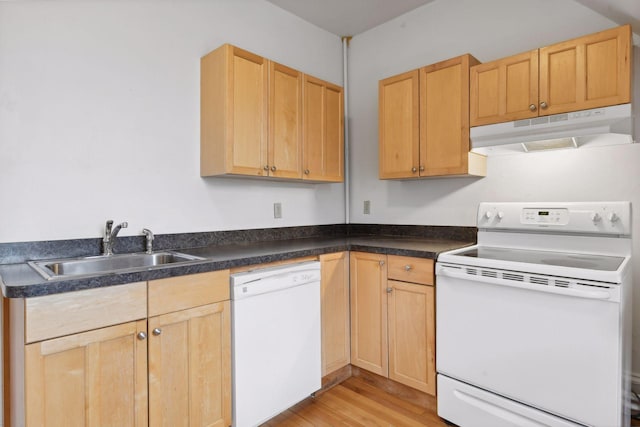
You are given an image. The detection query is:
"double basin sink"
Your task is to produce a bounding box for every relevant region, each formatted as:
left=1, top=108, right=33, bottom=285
left=29, top=251, right=205, bottom=280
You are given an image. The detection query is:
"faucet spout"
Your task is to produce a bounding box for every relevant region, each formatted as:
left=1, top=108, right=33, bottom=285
left=103, top=220, right=128, bottom=255
left=142, top=228, right=154, bottom=254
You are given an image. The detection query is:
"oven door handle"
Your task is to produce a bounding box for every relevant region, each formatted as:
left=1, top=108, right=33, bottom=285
left=438, top=267, right=613, bottom=301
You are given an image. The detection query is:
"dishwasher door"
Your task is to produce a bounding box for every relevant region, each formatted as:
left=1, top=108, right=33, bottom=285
left=231, top=261, right=321, bottom=427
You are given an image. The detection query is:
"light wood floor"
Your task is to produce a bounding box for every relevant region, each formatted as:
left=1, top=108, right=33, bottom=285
left=261, top=374, right=448, bottom=427
left=262, top=368, right=640, bottom=427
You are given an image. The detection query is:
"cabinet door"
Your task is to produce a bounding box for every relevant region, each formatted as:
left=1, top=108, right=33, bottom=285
left=350, top=252, right=388, bottom=376
left=320, top=252, right=350, bottom=375
left=539, top=25, right=631, bottom=115
left=387, top=280, right=436, bottom=395
left=200, top=44, right=268, bottom=177
left=303, top=75, right=344, bottom=182
left=269, top=61, right=303, bottom=179
left=379, top=70, right=420, bottom=179
left=148, top=301, right=231, bottom=427
left=420, top=54, right=478, bottom=176
left=470, top=50, right=539, bottom=126
left=25, top=320, right=148, bottom=427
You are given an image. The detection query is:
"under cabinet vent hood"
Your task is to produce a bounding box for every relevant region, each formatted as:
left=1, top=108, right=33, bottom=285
left=470, top=103, right=633, bottom=156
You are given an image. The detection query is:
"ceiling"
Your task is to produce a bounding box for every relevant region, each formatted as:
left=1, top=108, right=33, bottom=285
left=266, top=0, right=435, bottom=37
left=266, top=0, right=640, bottom=41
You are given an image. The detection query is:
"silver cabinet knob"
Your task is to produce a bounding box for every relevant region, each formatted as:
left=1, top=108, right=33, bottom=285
left=152, top=328, right=162, bottom=336
left=540, top=101, right=548, bottom=109
left=137, top=332, right=147, bottom=341
left=379, top=260, right=385, bottom=266
left=404, top=265, right=412, bottom=271
left=419, top=165, right=425, bottom=172
left=386, top=287, right=393, bottom=293
left=271, top=165, right=277, bottom=172
left=304, top=169, right=310, bottom=175
left=529, top=104, right=537, bottom=112
left=411, top=167, right=417, bottom=173
left=263, top=165, right=269, bottom=171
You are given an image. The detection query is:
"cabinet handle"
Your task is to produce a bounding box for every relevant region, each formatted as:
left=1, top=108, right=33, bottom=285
left=263, top=165, right=269, bottom=171
left=152, top=328, right=162, bottom=336
left=404, top=265, right=412, bottom=271
left=137, top=332, right=147, bottom=341
left=540, top=101, right=548, bottom=109
left=419, top=165, right=425, bottom=172
left=411, top=167, right=417, bottom=173
left=386, top=287, right=393, bottom=293
left=304, top=169, right=310, bottom=175
left=271, top=165, right=277, bottom=172
left=529, top=104, right=537, bottom=112
left=379, top=260, right=385, bottom=266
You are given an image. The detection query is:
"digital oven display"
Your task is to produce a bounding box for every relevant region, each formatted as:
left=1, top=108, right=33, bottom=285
left=538, top=211, right=549, bottom=216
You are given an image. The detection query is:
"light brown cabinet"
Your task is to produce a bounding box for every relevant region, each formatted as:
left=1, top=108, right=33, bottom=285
left=349, top=252, right=436, bottom=395
left=147, top=271, right=231, bottom=427
left=379, top=54, right=485, bottom=179
left=201, top=44, right=344, bottom=182
left=6, top=272, right=231, bottom=427
left=25, top=320, right=148, bottom=427
left=303, top=75, right=344, bottom=182
left=320, top=252, right=350, bottom=375
left=470, top=25, right=631, bottom=126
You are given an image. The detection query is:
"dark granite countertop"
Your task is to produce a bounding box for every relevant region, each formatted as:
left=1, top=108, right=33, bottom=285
left=0, top=234, right=474, bottom=298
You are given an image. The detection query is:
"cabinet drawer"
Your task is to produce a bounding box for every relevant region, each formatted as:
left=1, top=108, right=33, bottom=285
left=387, top=256, right=434, bottom=285
left=25, top=282, right=147, bottom=343
left=148, top=270, right=230, bottom=317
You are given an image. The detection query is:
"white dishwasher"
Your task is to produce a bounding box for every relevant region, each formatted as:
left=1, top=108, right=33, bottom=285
left=230, top=261, right=321, bottom=427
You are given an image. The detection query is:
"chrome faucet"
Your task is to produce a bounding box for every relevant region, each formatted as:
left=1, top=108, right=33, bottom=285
left=103, top=220, right=128, bottom=255
left=142, top=228, right=154, bottom=254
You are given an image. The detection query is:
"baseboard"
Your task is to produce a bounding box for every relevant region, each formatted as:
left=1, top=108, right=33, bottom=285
left=351, top=365, right=437, bottom=410
left=319, top=364, right=352, bottom=395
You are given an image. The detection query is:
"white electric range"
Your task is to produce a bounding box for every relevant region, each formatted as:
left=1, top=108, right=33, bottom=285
left=436, top=202, right=632, bottom=427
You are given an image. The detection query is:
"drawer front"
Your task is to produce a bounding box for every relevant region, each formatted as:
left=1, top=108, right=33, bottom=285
left=148, top=270, right=230, bottom=317
left=25, top=282, right=147, bottom=343
left=387, top=255, right=434, bottom=285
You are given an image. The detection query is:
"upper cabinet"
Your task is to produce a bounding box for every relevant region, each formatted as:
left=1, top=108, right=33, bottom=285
left=379, top=54, right=486, bottom=179
left=268, top=61, right=303, bottom=179
left=303, top=75, right=344, bottom=182
left=201, top=44, right=344, bottom=182
left=470, top=25, right=632, bottom=126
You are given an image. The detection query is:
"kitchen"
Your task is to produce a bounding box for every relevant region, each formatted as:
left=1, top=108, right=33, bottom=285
left=1, top=0, right=639, bottom=426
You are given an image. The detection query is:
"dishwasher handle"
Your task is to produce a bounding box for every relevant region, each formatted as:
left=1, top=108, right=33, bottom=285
left=437, top=266, right=616, bottom=302
left=231, top=263, right=321, bottom=300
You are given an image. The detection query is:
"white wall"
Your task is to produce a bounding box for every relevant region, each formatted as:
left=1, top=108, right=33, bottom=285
left=348, top=0, right=640, bottom=385
left=0, top=0, right=345, bottom=243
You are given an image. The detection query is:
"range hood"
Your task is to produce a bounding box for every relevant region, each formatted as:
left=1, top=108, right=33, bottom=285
left=470, top=103, right=634, bottom=156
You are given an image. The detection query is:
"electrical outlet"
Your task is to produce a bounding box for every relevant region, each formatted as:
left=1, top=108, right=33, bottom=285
left=363, top=200, right=371, bottom=215
left=274, top=202, right=282, bottom=219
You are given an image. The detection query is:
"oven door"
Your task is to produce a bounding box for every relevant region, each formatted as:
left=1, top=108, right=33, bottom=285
left=436, top=263, right=623, bottom=427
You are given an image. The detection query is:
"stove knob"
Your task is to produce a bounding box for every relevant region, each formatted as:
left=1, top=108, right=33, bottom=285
left=497, top=211, right=504, bottom=220
left=608, top=212, right=619, bottom=223
left=484, top=211, right=493, bottom=219
left=591, top=213, right=601, bottom=223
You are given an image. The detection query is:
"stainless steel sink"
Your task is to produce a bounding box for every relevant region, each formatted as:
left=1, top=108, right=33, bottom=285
left=28, top=251, right=205, bottom=280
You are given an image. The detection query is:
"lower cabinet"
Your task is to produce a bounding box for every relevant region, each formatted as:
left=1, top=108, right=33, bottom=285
left=25, top=320, right=149, bottom=427
left=6, top=271, right=231, bottom=427
left=319, top=252, right=350, bottom=375
left=350, top=251, right=436, bottom=395
left=148, top=301, right=231, bottom=427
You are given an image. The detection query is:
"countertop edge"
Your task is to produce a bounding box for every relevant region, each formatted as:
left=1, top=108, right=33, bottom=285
left=1, top=238, right=474, bottom=298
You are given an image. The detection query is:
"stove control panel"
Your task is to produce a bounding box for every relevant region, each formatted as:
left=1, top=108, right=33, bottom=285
left=522, top=208, right=569, bottom=225
left=477, top=202, right=631, bottom=235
